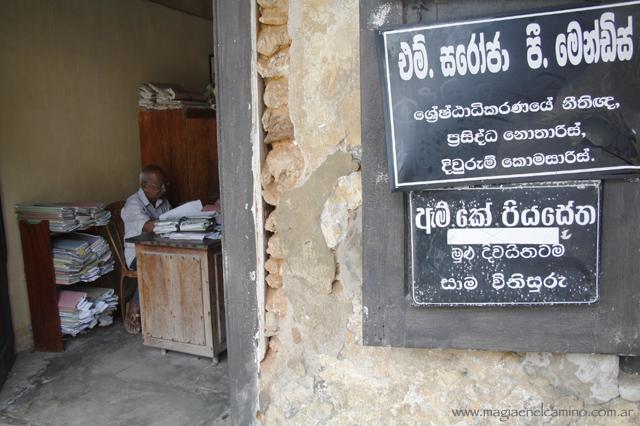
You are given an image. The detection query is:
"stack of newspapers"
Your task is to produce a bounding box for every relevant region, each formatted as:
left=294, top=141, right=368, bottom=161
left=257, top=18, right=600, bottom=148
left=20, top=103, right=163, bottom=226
left=52, top=233, right=114, bottom=285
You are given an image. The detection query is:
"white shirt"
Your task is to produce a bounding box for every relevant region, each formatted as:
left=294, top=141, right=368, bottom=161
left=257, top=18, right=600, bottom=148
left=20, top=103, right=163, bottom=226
left=121, top=188, right=171, bottom=267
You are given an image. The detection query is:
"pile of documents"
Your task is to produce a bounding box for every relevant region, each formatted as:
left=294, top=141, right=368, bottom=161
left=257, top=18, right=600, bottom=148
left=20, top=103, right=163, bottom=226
left=153, top=200, right=222, bottom=240
left=74, top=203, right=112, bottom=229
left=138, top=83, right=214, bottom=110
left=15, top=203, right=111, bottom=232
left=58, top=287, right=118, bottom=336
left=52, top=233, right=114, bottom=285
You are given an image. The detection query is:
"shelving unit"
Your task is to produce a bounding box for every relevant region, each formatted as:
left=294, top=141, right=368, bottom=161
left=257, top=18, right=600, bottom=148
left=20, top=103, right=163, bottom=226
left=18, top=220, right=114, bottom=352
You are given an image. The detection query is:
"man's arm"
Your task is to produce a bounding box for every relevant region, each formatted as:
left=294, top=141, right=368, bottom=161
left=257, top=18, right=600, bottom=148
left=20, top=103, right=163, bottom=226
left=122, top=199, right=155, bottom=238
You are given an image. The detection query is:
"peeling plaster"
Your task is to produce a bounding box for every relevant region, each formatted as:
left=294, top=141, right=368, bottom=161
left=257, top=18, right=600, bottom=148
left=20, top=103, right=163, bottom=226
left=368, top=3, right=392, bottom=29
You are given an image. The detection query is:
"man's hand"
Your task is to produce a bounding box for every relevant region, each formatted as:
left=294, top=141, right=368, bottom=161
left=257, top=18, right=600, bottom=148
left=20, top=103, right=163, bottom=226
left=142, top=219, right=157, bottom=233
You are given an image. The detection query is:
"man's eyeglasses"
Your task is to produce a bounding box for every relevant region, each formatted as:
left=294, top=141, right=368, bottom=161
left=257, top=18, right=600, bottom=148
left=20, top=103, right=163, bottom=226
left=144, top=182, right=169, bottom=191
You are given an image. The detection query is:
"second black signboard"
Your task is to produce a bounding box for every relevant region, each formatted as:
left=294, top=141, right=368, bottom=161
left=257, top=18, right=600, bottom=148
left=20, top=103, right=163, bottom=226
left=409, top=181, right=601, bottom=306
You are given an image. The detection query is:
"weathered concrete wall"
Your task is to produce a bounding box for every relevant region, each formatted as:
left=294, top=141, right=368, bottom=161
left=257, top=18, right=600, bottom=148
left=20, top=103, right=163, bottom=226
left=257, top=1, right=640, bottom=424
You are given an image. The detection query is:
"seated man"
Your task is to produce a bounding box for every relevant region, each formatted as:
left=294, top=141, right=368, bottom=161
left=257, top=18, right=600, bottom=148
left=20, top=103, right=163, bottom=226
left=121, top=164, right=171, bottom=333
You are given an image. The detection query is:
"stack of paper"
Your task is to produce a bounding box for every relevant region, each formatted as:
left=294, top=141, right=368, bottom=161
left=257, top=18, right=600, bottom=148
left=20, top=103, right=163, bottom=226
left=52, top=233, right=114, bottom=285
left=67, top=233, right=115, bottom=276
left=154, top=219, right=181, bottom=234
left=154, top=217, right=217, bottom=234
left=15, top=204, right=79, bottom=232
left=138, top=83, right=214, bottom=110
left=58, top=287, right=118, bottom=336
left=74, top=203, right=112, bottom=229
left=15, top=203, right=111, bottom=232
left=74, top=286, right=119, bottom=327
left=153, top=200, right=222, bottom=240
left=58, top=290, right=93, bottom=336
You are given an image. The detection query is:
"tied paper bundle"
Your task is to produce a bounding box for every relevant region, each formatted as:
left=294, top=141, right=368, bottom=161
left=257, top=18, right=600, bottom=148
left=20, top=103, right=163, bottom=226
left=52, top=233, right=115, bottom=285
left=138, top=83, right=214, bottom=110
left=153, top=200, right=222, bottom=241
left=58, top=287, right=118, bottom=336
left=15, top=202, right=111, bottom=232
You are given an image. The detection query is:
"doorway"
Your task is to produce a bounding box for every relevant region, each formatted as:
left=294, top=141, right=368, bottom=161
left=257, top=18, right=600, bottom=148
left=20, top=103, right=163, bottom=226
left=0, top=0, right=232, bottom=423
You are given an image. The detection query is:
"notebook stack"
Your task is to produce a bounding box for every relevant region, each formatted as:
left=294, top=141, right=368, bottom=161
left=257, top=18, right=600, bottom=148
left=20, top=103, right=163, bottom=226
left=52, top=233, right=114, bottom=285
left=58, top=287, right=118, bottom=336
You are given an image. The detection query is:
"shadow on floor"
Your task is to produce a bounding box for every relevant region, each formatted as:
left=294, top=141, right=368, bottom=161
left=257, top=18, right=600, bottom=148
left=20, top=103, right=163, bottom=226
left=0, top=323, right=229, bottom=426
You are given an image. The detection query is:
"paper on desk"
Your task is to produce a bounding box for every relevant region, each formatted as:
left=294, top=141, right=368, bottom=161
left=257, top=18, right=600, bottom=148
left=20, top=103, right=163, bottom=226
left=159, top=200, right=202, bottom=220
left=159, top=200, right=218, bottom=220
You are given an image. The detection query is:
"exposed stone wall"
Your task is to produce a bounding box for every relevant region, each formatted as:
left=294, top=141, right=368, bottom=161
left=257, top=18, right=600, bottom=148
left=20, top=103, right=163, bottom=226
left=257, top=0, right=296, bottom=338
left=257, top=1, right=640, bottom=424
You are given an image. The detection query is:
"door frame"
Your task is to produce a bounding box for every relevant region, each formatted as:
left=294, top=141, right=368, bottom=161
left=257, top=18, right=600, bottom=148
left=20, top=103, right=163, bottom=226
left=0, top=196, right=16, bottom=391
left=213, top=1, right=261, bottom=424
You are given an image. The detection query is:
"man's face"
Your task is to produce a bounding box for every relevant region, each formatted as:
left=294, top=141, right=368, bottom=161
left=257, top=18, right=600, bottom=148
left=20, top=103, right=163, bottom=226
left=141, top=171, right=167, bottom=202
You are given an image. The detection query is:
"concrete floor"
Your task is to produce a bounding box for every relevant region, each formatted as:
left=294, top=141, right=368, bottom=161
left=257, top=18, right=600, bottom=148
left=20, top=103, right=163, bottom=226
left=0, top=324, right=230, bottom=426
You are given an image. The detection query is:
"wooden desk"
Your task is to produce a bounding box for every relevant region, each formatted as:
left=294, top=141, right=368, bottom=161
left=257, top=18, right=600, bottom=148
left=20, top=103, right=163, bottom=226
left=128, top=235, right=226, bottom=362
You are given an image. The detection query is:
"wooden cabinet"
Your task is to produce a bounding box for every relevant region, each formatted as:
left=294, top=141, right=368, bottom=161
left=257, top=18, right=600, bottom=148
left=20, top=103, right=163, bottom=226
left=138, top=108, right=219, bottom=207
left=135, top=237, right=226, bottom=361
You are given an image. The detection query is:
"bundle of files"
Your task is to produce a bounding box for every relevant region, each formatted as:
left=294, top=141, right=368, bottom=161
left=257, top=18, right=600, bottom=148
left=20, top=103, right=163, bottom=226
left=52, top=233, right=114, bottom=285
left=15, top=202, right=111, bottom=232
left=138, top=83, right=214, bottom=110
left=152, top=200, right=223, bottom=240
left=153, top=214, right=222, bottom=240
left=58, top=287, right=118, bottom=336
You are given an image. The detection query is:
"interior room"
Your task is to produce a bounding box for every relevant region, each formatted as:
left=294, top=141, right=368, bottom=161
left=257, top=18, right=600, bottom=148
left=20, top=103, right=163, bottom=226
left=0, top=1, right=230, bottom=424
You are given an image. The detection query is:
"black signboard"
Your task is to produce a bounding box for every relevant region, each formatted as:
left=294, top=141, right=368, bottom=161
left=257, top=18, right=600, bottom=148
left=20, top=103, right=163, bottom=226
left=409, top=181, right=601, bottom=306
left=379, top=2, right=640, bottom=191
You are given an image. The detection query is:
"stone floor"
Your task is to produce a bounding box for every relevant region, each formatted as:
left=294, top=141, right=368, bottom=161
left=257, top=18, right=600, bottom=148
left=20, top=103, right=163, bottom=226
left=0, top=324, right=230, bottom=426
